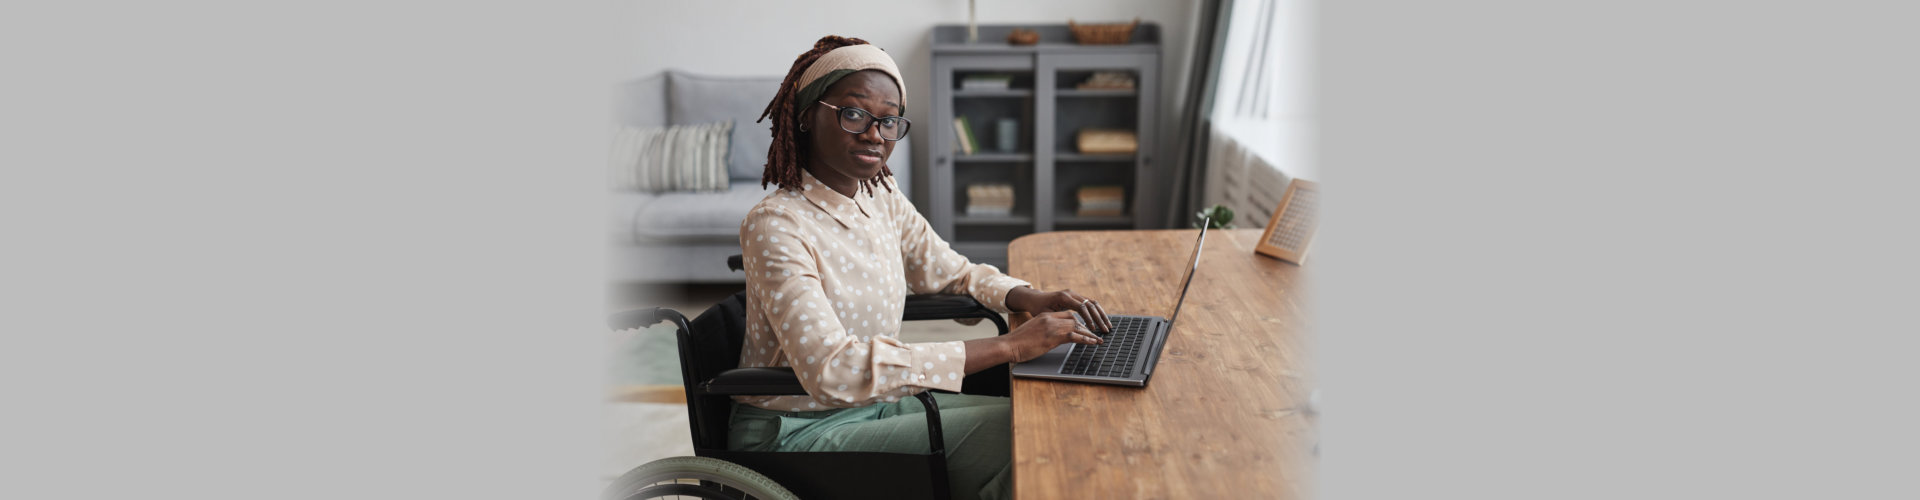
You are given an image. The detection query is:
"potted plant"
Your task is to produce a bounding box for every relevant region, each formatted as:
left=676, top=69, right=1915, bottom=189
left=1194, top=204, right=1235, bottom=229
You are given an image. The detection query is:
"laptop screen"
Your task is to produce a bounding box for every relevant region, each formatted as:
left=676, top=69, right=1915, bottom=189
left=1166, top=222, right=1209, bottom=328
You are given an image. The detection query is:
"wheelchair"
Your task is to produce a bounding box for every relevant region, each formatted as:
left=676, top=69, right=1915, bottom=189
left=604, top=255, right=1012, bottom=500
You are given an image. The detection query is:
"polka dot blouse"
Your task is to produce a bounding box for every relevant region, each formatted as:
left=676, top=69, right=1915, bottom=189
left=734, top=169, right=1030, bottom=412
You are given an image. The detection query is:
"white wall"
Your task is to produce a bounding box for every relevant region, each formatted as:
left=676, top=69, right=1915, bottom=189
left=614, top=0, right=1200, bottom=212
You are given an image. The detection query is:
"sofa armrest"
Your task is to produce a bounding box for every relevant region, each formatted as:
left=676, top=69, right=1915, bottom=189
left=607, top=307, right=691, bottom=333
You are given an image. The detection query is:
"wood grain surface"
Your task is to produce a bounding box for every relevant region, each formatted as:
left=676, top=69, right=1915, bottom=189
left=1007, top=229, right=1315, bottom=499
left=607, top=385, right=686, bottom=404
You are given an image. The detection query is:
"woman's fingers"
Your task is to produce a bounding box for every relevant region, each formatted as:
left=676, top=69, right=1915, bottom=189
left=1068, top=323, right=1103, bottom=344
left=1061, top=308, right=1103, bottom=339
left=1060, top=290, right=1113, bottom=333
left=1033, top=310, right=1104, bottom=346
left=1085, top=299, right=1112, bottom=333
left=1074, top=299, right=1101, bottom=333
left=1053, top=314, right=1102, bottom=344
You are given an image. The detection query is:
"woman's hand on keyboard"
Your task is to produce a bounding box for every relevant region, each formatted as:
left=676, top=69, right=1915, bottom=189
left=1003, top=311, right=1104, bottom=361
left=1005, top=286, right=1114, bottom=334
left=963, top=311, right=1102, bottom=373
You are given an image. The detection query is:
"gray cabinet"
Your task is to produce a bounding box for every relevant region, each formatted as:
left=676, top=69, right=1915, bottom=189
left=926, top=24, right=1160, bottom=269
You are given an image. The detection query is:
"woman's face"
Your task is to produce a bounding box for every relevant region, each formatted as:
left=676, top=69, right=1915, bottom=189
left=804, top=70, right=901, bottom=188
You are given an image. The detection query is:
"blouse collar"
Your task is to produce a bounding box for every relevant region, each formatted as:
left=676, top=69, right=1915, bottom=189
left=798, top=169, right=875, bottom=228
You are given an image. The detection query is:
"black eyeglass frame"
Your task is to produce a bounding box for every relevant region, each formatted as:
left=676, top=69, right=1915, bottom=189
left=814, top=100, right=912, bottom=141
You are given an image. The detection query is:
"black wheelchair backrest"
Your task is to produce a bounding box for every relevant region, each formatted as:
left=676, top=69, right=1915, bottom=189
left=679, top=290, right=751, bottom=450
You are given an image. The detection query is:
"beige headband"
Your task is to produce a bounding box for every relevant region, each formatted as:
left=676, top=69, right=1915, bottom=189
left=794, top=44, right=907, bottom=112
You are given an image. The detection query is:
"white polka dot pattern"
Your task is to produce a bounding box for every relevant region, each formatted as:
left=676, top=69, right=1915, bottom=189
left=731, top=170, right=1022, bottom=411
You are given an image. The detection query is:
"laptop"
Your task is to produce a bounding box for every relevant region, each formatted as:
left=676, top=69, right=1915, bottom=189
left=1010, top=222, right=1208, bottom=387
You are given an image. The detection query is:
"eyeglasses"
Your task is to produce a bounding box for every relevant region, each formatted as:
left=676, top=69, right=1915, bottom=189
left=815, top=101, right=911, bottom=141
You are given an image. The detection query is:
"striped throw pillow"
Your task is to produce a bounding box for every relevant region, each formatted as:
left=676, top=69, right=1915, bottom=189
left=609, top=121, right=732, bottom=192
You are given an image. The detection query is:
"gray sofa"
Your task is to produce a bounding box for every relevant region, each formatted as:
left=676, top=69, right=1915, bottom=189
left=609, top=71, right=911, bottom=283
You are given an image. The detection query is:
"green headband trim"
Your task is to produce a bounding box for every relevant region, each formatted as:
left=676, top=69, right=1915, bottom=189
left=794, top=69, right=906, bottom=120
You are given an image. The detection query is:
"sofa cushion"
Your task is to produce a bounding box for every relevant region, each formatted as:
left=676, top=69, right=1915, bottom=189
left=626, top=180, right=776, bottom=243
left=609, top=191, right=655, bottom=239
left=612, top=74, right=667, bottom=128
left=609, top=121, right=732, bottom=193
left=667, top=72, right=783, bottom=181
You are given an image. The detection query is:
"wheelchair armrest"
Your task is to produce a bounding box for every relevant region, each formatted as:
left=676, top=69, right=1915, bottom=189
left=901, top=294, right=989, bottom=321
left=703, top=367, right=809, bottom=396
left=903, top=294, right=1009, bottom=334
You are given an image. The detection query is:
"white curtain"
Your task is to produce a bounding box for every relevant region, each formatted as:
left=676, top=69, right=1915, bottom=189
left=1202, top=0, right=1312, bottom=228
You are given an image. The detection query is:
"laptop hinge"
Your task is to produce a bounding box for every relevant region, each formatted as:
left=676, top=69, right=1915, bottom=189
left=1141, top=321, right=1170, bottom=375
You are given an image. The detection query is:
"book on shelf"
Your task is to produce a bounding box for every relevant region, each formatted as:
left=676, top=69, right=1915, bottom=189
left=1076, top=185, right=1125, bottom=217
left=953, top=116, right=980, bottom=155
left=1076, top=129, right=1138, bottom=154
left=966, top=183, right=1015, bottom=217
left=1075, top=71, right=1137, bottom=90
left=960, top=74, right=1014, bottom=90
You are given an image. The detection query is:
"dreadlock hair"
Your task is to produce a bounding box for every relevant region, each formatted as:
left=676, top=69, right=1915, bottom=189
left=756, top=35, right=895, bottom=194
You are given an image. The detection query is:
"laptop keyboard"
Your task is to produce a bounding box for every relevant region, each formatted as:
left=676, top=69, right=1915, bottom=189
left=1061, top=316, right=1153, bottom=378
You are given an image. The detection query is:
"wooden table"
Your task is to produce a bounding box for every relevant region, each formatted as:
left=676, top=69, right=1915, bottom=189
left=1007, top=229, right=1315, bottom=499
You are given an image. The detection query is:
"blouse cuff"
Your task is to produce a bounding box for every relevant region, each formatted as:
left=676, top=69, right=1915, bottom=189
left=903, top=341, right=967, bottom=392
left=976, top=274, right=1032, bottom=314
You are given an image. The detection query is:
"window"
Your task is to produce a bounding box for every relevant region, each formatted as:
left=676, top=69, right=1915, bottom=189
left=1211, top=0, right=1312, bottom=181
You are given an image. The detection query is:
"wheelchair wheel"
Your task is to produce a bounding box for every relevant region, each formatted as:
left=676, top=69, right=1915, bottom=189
left=605, top=456, right=798, bottom=500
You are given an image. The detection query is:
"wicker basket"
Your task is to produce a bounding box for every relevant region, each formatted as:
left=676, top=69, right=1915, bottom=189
left=1068, top=18, right=1140, bottom=45
left=1006, top=28, right=1040, bottom=45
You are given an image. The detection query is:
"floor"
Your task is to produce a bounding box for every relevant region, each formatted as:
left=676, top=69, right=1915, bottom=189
left=600, top=283, right=1002, bottom=483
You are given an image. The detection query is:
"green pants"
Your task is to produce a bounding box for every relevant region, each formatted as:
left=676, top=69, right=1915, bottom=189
left=729, top=393, right=1011, bottom=500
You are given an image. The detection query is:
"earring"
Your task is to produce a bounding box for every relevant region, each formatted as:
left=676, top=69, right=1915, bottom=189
left=799, top=122, right=809, bottom=132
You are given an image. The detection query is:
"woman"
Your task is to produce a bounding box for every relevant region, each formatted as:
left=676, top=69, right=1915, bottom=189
left=730, top=35, right=1116, bottom=500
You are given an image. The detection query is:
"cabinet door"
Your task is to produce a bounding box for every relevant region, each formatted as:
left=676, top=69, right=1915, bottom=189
left=934, top=54, right=1034, bottom=251
left=1039, top=53, right=1157, bottom=230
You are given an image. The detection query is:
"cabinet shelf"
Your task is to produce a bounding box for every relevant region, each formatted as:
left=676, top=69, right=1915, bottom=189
left=1057, top=89, right=1137, bottom=98
left=955, top=89, right=1034, bottom=98
left=1056, top=153, right=1136, bottom=162
left=955, top=215, right=1034, bottom=226
left=954, top=153, right=1032, bottom=162
left=1055, top=215, right=1134, bottom=226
